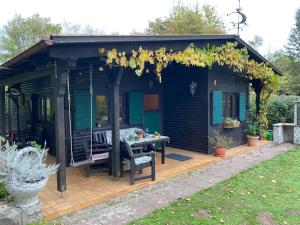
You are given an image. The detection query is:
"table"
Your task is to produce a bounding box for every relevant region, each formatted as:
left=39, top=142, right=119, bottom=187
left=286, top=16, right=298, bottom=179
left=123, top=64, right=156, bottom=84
left=126, top=135, right=170, bottom=164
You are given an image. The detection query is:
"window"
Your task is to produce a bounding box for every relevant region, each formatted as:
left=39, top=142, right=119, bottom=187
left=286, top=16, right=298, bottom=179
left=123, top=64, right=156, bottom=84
left=144, top=94, right=159, bottom=111
left=96, top=95, right=109, bottom=127
left=35, top=95, right=51, bottom=122
left=223, top=93, right=239, bottom=118
left=96, top=94, right=127, bottom=127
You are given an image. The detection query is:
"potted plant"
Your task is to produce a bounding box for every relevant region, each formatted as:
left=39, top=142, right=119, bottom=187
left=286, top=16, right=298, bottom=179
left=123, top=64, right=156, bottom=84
left=153, top=131, right=161, bottom=139
left=208, top=131, right=233, bottom=157
left=247, top=123, right=259, bottom=147
left=135, top=129, right=144, bottom=139
left=0, top=141, right=59, bottom=208
left=223, top=117, right=240, bottom=129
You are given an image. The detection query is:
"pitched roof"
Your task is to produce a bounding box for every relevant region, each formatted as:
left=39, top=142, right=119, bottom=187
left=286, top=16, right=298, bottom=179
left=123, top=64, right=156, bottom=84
left=0, top=34, right=282, bottom=76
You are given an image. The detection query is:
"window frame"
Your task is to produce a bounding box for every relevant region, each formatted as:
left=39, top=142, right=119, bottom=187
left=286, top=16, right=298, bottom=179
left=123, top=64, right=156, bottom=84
left=222, top=92, right=239, bottom=119
left=33, top=94, right=52, bottom=123
left=95, top=92, right=128, bottom=127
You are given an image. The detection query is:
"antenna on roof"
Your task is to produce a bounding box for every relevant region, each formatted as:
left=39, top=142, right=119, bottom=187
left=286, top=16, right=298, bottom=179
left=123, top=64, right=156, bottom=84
left=227, top=0, right=247, bottom=35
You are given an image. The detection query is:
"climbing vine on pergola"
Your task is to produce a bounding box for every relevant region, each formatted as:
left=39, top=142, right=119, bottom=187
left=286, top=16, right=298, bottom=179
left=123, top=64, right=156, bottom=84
left=98, top=42, right=283, bottom=136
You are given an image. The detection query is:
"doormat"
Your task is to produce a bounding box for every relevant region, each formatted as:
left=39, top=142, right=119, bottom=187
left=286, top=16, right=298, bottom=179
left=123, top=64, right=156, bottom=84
left=165, top=153, right=192, bottom=161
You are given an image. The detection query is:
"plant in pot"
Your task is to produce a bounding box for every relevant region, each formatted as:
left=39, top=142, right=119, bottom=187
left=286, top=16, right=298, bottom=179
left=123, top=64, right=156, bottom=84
left=247, top=123, right=259, bottom=147
left=0, top=141, right=59, bottom=208
left=223, top=117, right=240, bottom=129
left=208, top=131, right=233, bottom=157
left=135, top=129, right=144, bottom=139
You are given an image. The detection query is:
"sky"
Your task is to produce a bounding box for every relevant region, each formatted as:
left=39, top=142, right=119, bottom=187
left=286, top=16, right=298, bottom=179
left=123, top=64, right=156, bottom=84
left=0, top=0, right=299, bottom=55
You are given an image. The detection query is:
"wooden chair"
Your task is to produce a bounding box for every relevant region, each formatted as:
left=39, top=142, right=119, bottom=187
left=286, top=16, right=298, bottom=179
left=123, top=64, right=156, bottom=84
left=121, top=140, right=155, bottom=185
left=83, top=131, right=112, bottom=177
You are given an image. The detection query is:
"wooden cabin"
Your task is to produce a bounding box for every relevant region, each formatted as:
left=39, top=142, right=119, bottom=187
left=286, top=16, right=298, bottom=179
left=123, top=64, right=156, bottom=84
left=0, top=35, right=282, bottom=191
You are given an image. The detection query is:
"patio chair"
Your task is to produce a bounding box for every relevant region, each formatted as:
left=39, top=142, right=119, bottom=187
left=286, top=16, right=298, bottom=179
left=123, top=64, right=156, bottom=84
left=83, top=131, right=112, bottom=177
left=121, top=140, right=156, bottom=185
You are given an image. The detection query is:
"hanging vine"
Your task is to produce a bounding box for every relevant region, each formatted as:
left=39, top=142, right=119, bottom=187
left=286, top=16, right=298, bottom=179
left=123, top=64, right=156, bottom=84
left=98, top=42, right=283, bottom=136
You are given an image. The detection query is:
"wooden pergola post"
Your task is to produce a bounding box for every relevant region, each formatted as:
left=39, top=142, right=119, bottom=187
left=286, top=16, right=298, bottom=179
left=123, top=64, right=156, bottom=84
left=53, top=59, right=69, bottom=192
left=0, top=85, right=6, bottom=136
left=110, top=68, right=124, bottom=179
left=252, top=79, right=263, bottom=116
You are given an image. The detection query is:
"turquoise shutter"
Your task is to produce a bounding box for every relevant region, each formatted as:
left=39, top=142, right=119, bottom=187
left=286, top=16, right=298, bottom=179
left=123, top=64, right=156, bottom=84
left=74, top=90, right=96, bottom=129
left=212, top=91, right=223, bottom=125
left=129, top=92, right=143, bottom=125
left=239, top=92, right=246, bottom=121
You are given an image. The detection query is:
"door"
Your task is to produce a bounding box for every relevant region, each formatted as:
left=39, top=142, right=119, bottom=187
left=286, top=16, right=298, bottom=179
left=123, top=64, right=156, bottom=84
left=143, top=94, right=161, bottom=133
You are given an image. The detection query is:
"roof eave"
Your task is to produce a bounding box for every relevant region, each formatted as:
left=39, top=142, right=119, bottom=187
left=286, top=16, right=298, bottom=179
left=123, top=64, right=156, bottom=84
left=0, top=39, right=53, bottom=69
left=234, top=36, right=283, bottom=76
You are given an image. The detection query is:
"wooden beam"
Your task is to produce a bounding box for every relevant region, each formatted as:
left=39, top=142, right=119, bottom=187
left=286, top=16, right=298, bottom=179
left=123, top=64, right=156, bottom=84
left=0, top=85, right=6, bottom=136
left=2, top=66, right=50, bottom=86
left=110, top=68, right=124, bottom=178
left=251, top=79, right=263, bottom=115
left=53, top=59, right=68, bottom=192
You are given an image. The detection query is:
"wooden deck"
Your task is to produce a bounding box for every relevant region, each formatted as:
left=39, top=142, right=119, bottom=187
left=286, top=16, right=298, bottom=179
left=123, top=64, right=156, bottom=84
left=41, top=141, right=270, bottom=220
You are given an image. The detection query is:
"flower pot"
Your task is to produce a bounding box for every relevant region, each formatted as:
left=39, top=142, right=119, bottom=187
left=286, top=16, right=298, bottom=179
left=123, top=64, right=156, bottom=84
left=5, top=177, right=48, bottom=208
left=214, top=147, right=226, bottom=157
left=247, top=135, right=259, bottom=147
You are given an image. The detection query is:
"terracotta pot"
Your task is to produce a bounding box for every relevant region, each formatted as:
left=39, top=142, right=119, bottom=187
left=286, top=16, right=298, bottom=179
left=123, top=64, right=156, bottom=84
left=247, top=135, right=259, bottom=147
left=215, top=147, right=226, bottom=157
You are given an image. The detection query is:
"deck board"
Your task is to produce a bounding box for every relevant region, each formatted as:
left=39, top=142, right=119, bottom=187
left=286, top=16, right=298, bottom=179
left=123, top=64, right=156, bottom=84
left=40, top=141, right=270, bottom=220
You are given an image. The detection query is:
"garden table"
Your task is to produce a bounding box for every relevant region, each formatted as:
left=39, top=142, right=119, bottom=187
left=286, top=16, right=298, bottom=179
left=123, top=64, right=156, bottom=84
left=126, top=135, right=170, bottom=164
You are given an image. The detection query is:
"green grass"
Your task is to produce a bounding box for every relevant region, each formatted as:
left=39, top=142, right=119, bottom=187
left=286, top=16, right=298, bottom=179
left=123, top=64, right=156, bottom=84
left=130, top=147, right=300, bottom=225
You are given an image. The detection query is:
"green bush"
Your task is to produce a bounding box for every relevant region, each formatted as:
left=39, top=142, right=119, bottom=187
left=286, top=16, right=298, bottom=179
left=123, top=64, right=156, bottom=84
left=0, top=183, right=9, bottom=200
left=266, top=95, right=299, bottom=128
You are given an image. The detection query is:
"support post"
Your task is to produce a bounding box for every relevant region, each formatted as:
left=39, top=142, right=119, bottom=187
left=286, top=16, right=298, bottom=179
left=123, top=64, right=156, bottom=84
left=252, top=79, right=263, bottom=116
left=53, top=59, right=69, bottom=192
left=110, top=68, right=124, bottom=179
left=0, top=85, right=6, bottom=136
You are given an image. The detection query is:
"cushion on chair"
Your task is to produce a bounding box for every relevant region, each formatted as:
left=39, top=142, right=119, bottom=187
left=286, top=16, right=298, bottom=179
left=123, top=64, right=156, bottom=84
left=134, top=156, right=152, bottom=165
left=92, top=152, right=109, bottom=161
left=105, top=128, right=139, bottom=145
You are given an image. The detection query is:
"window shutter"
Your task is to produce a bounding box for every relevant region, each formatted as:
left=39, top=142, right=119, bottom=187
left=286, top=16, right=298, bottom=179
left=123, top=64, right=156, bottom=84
left=239, top=92, right=246, bottom=121
left=212, top=91, right=223, bottom=125
left=129, top=92, right=143, bottom=125
left=74, top=90, right=96, bottom=129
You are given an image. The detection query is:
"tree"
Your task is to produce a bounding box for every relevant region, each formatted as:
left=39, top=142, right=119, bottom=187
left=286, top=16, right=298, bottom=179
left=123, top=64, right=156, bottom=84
left=62, top=21, right=104, bottom=35
left=249, top=35, right=263, bottom=50
left=145, top=2, right=225, bottom=35
left=286, top=8, right=300, bottom=59
left=0, top=14, right=62, bottom=62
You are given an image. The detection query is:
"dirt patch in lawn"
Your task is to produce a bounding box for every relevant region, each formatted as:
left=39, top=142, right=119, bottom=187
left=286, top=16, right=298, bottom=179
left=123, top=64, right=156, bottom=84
left=256, top=212, right=277, bottom=225
left=192, top=209, right=210, bottom=218
left=287, top=209, right=300, bottom=216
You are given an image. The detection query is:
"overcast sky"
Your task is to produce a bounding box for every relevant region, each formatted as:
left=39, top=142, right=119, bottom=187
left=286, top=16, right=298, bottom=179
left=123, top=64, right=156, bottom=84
left=0, top=0, right=299, bottom=55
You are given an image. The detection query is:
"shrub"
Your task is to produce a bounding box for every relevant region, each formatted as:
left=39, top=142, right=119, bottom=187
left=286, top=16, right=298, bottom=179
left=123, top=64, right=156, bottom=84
left=208, top=130, right=233, bottom=149
left=266, top=95, right=299, bottom=128
left=0, top=183, right=9, bottom=200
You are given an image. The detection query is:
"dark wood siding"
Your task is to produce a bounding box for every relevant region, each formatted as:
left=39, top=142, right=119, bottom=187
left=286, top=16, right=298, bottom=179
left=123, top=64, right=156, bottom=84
left=163, top=65, right=209, bottom=153
left=19, top=76, right=56, bottom=155
left=207, top=65, right=249, bottom=154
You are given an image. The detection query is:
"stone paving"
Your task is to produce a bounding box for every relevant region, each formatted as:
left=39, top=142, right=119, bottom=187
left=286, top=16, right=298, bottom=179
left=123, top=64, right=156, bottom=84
left=53, top=143, right=295, bottom=225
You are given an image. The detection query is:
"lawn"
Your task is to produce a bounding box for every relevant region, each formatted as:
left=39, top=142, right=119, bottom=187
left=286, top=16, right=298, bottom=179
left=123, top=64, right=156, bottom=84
left=130, top=147, right=300, bottom=225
